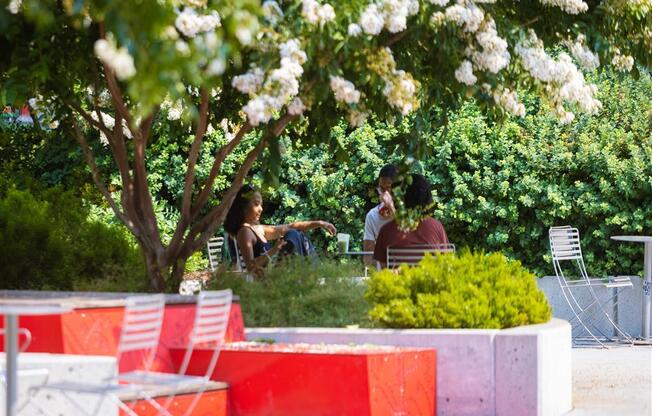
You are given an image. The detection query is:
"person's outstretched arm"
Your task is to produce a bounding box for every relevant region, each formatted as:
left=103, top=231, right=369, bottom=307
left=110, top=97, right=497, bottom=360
left=260, top=220, right=337, bottom=240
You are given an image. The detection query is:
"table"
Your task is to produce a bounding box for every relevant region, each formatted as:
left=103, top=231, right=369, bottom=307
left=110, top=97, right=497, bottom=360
left=0, top=302, right=72, bottom=416
left=610, top=236, right=652, bottom=340
left=341, top=251, right=373, bottom=256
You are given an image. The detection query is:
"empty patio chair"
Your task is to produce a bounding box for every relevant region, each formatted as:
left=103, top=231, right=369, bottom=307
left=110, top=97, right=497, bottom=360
left=30, top=294, right=166, bottom=416
left=206, top=236, right=224, bottom=272
left=386, top=243, right=456, bottom=269
left=549, top=226, right=634, bottom=347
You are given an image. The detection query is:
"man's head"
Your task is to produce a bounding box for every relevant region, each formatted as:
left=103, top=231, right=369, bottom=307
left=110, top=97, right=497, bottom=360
left=404, top=174, right=433, bottom=210
left=377, top=164, right=398, bottom=193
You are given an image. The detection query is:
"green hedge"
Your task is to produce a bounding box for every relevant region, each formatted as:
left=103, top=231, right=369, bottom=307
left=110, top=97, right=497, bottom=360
left=365, top=251, right=552, bottom=329
left=209, top=256, right=370, bottom=327
left=0, top=186, right=146, bottom=291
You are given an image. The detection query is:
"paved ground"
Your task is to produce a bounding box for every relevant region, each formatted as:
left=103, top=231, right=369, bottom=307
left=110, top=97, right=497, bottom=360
left=567, top=346, right=652, bottom=415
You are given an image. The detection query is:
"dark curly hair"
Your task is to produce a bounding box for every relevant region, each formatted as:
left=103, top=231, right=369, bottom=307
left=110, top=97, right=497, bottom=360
left=224, top=185, right=257, bottom=237
left=403, top=174, right=433, bottom=210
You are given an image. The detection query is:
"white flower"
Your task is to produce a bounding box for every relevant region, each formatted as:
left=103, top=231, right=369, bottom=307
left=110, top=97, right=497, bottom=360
left=330, top=76, right=361, bottom=104
left=493, top=88, right=525, bottom=117
left=7, top=0, right=21, bottom=14
left=167, top=108, right=182, bottom=120
left=279, top=39, right=307, bottom=64
left=287, top=97, right=307, bottom=115
left=445, top=3, right=484, bottom=33
left=428, top=0, right=448, bottom=5
left=538, top=0, right=588, bottom=14
left=348, top=23, right=362, bottom=37
left=611, top=49, right=634, bottom=72
left=430, top=11, right=446, bottom=26
left=360, top=4, right=385, bottom=35
left=207, top=58, right=225, bottom=75
left=455, top=60, right=477, bottom=85
left=236, top=28, right=253, bottom=45
left=91, top=111, right=132, bottom=144
left=94, top=38, right=136, bottom=80
left=232, top=68, right=265, bottom=95
left=175, top=8, right=221, bottom=39
left=302, top=0, right=336, bottom=25
left=262, top=0, right=284, bottom=24
left=175, top=40, right=191, bottom=56
left=469, top=19, right=510, bottom=74
left=382, top=71, right=418, bottom=115
left=568, top=35, right=600, bottom=70
left=49, top=120, right=60, bottom=129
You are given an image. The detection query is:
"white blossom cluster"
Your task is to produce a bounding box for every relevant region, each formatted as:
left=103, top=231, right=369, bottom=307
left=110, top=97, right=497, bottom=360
left=611, top=49, right=635, bottom=72
left=329, top=76, right=361, bottom=104
left=302, top=0, right=336, bottom=26
left=358, top=0, right=420, bottom=35
left=568, top=35, right=600, bottom=70
left=538, top=0, right=588, bottom=14
left=455, top=60, right=477, bottom=85
left=445, top=2, right=484, bottom=33
left=516, top=31, right=601, bottom=123
left=161, top=99, right=184, bottom=121
left=235, top=39, right=307, bottom=126
left=262, top=0, right=284, bottom=24
left=348, top=23, right=363, bottom=36
left=175, top=8, right=221, bottom=38
left=373, top=48, right=420, bottom=115
left=94, top=38, right=136, bottom=80
left=90, top=111, right=133, bottom=146
left=493, top=88, right=525, bottom=117
left=468, top=19, right=510, bottom=74
left=6, top=0, right=21, bottom=14
left=428, top=0, right=449, bottom=6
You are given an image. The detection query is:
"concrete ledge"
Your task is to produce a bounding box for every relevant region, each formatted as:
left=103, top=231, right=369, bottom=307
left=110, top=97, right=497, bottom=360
left=0, top=352, right=117, bottom=415
left=246, top=318, right=571, bottom=416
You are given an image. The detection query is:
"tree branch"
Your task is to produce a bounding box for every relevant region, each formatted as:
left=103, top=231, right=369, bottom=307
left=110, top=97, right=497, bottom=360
left=181, top=88, right=210, bottom=222
left=70, top=117, right=135, bottom=234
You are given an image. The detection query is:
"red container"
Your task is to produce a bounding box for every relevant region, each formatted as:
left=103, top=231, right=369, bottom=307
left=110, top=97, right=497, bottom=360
left=170, top=342, right=437, bottom=416
left=121, top=385, right=228, bottom=416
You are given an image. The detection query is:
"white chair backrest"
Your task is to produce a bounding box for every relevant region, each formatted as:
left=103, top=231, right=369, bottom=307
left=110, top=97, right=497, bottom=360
left=177, top=290, right=233, bottom=378
left=229, top=237, right=247, bottom=272
left=386, top=243, right=456, bottom=268
left=207, top=236, right=224, bottom=271
left=549, top=226, right=583, bottom=261
left=116, top=294, right=166, bottom=372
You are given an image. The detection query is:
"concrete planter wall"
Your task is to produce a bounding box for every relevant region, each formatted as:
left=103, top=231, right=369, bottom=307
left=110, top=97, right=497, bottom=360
left=246, top=318, right=571, bottom=416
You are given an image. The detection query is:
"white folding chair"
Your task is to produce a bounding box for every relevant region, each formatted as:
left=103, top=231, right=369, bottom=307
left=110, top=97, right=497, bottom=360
left=229, top=237, right=254, bottom=282
left=206, top=236, right=225, bottom=272
left=385, top=243, right=456, bottom=269
left=549, top=226, right=634, bottom=347
left=118, top=289, right=233, bottom=416
left=30, top=294, right=166, bottom=416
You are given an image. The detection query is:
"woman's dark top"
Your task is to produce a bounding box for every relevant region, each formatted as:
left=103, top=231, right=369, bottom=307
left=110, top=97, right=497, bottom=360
left=239, top=225, right=269, bottom=257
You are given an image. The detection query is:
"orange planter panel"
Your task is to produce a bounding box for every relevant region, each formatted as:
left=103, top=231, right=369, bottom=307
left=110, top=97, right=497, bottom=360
left=121, top=388, right=228, bottom=416
left=170, top=343, right=437, bottom=416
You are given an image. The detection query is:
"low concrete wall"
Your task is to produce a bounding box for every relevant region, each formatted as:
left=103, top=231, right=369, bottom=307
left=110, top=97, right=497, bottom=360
left=246, top=318, right=572, bottom=416
left=537, top=276, right=645, bottom=338
left=0, top=353, right=117, bottom=415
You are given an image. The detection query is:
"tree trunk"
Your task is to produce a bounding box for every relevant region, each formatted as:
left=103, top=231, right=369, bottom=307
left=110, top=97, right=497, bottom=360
left=143, top=249, right=167, bottom=292
left=170, top=257, right=187, bottom=290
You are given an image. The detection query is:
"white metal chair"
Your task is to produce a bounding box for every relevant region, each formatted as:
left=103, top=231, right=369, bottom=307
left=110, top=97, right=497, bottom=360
left=385, top=243, right=456, bottom=269
left=549, top=226, right=634, bottom=347
left=118, top=289, right=233, bottom=416
left=229, top=237, right=254, bottom=282
left=206, top=236, right=225, bottom=272
left=30, top=294, right=167, bottom=416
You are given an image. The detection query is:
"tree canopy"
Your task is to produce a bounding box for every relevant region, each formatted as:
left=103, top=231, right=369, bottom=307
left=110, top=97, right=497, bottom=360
left=1, top=0, right=651, bottom=289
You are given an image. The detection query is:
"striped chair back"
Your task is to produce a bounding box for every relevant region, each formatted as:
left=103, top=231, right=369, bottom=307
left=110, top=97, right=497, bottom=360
left=207, top=236, right=225, bottom=271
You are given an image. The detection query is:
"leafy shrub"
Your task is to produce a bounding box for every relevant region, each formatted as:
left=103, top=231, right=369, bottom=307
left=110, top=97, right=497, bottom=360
left=365, top=251, right=551, bottom=329
left=209, top=256, right=371, bottom=327
left=0, top=187, right=145, bottom=291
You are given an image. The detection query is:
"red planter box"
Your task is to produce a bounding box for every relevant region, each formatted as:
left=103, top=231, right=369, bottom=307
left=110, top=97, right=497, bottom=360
left=170, top=342, right=437, bottom=416
left=121, top=386, right=228, bottom=416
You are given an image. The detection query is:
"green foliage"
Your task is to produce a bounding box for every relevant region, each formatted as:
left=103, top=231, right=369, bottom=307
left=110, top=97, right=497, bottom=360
left=0, top=186, right=145, bottom=291
left=365, top=251, right=552, bottom=329
left=209, top=256, right=371, bottom=327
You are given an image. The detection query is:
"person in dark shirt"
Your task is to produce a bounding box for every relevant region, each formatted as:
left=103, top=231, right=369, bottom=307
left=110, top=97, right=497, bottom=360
left=373, top=174, right=448, bottom=268
left=224, top=185, right=336, bottom=278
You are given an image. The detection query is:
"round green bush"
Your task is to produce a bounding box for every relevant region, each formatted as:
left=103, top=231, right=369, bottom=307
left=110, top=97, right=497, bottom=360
left=365, top=251, right=552, bottom=329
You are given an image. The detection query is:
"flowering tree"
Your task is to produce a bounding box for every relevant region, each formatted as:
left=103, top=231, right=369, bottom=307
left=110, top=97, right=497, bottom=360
left=1, top=0, right=650, bottom=290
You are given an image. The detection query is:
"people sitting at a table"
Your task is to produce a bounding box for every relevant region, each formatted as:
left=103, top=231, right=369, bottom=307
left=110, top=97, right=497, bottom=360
left=363, top=164, right=398, bottom=265
left=224, top=184, right=337, bottom=278
left=373, top=174, right=449, bottom=268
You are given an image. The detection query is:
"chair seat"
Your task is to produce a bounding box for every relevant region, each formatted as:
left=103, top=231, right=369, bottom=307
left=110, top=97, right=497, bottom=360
left=37, top=378, right=142, bottom=395
left=118, top=370, right=206, bottom=388
left=563, top=276, right=633, bottom=289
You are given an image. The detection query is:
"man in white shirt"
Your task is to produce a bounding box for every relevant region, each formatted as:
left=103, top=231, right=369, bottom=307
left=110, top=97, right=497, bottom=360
left=363, top=164, right=397, bottom=265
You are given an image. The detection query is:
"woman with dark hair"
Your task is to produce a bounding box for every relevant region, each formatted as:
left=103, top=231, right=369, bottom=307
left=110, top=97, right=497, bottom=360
left=372, top=174, right=449, bottom=268
left=224, top=185, right=337, bottom=278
